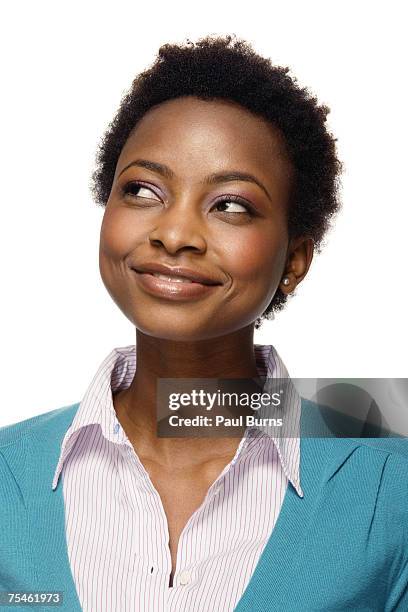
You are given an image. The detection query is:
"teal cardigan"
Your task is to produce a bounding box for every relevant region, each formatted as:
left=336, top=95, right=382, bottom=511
left=0, top=399, right=407, bottom=612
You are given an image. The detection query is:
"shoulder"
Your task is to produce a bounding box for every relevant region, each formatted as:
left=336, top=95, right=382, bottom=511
left=0, top=402, right=80, bottom=512
left=0, top=402, right=80, bottom=449
left=301, top=398, right=408, bottom=526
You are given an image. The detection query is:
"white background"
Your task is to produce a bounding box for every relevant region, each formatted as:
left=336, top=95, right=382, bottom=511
left=1, top=1, right=407, bottom=426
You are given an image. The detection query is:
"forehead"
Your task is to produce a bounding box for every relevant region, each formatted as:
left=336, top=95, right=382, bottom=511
left=116, top=96, right=293, bottom=188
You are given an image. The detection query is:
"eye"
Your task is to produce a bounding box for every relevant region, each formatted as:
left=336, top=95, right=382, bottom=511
left=121, top=181, right=161, bottom=201
left=212, top=195, right=253, bottom=215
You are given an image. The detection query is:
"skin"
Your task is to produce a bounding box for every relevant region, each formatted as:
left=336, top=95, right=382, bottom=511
left=99, top=95, right=314, bottom=582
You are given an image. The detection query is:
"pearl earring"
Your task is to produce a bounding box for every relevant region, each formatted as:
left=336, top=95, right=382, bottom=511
left=282, top=277, right=290, bottom=286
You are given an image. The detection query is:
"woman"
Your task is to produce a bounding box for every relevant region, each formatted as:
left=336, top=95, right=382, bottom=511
left=1, top=35, right=407, bottom=612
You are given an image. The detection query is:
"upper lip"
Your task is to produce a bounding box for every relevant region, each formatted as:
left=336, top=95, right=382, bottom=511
left=131, top=262, right=222, bottom=285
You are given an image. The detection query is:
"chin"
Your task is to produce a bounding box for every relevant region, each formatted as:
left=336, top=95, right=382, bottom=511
left=131, top=312, right=241, bottom=342
left=137, top=317, right=261, bottom=343
left=134, top=321, right=217, bottom=342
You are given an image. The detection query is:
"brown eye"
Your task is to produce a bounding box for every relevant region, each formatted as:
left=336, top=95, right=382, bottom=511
left=214, top=201, right=249, bottom=214
left=122, top=182, right=161, bottom=200
left=212, top=195, right=253, bottom=215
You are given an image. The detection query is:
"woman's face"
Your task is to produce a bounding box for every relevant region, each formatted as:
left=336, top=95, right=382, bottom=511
left=99, top=96, right=303, bottom=341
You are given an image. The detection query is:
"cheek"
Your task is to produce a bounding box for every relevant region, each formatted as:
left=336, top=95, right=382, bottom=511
left=223, top=226, right=287, bottom=288
left=99, top=207, right=144, bottom=301
left=99, top=207, right=142, bottom=259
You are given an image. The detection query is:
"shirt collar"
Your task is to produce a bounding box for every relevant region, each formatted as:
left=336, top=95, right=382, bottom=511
left=52, top=343, right=303, bottom=497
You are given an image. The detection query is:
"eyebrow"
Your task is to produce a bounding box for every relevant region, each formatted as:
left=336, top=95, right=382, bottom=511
left=117, top=158, right=272, bottom=201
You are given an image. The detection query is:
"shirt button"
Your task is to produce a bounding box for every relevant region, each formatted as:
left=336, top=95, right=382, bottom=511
left=178, top=570, right=191, bottom=585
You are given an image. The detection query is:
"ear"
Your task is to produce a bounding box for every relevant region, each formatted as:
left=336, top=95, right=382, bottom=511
left=279, top=237, right=314, bottom=294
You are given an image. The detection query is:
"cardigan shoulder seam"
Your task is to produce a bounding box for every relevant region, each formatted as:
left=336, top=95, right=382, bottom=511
left=353, top=438, right=408, bottom=461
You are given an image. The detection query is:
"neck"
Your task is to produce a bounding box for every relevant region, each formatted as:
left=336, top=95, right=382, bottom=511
left=113, top=324, right=260, bottom=464
left=135, top=324, right=258, bottom=378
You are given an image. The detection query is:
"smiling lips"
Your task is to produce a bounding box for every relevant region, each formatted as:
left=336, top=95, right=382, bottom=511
left=145, top=272, right=199, bottom=283
left=131, top=262, right=222, bottom=300
left=132, top=262, right=222, bottom=284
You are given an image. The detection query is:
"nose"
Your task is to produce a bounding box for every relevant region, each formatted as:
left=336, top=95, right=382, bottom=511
left=148, top=199, right=207, bottom=255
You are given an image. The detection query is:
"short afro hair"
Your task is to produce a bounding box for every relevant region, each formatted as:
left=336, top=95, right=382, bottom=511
left=90, top=34, right=343, bottom=329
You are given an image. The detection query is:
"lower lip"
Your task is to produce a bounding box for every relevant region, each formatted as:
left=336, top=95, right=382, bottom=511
left=132, top=271, right=220, bottom=301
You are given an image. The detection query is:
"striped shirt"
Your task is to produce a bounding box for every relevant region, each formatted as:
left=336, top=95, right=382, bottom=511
left=52, top=344, right=303, bottom=612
